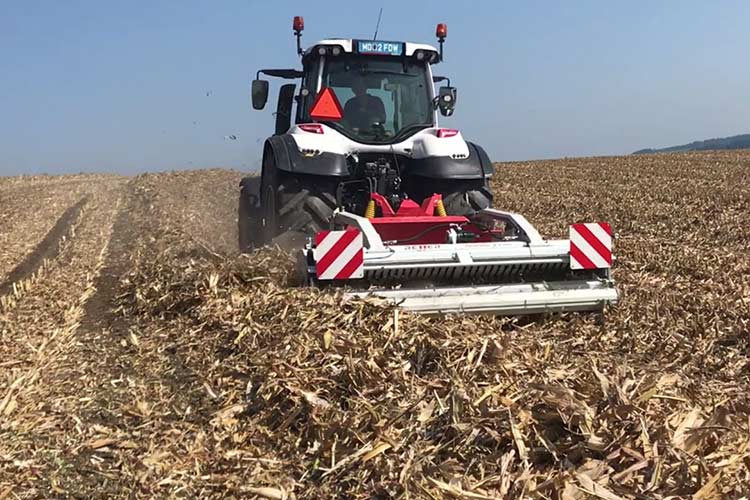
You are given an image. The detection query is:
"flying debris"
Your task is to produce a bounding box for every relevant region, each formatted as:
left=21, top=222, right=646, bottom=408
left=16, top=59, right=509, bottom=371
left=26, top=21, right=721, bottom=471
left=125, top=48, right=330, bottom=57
left=224, top=135, right=238, bottom=141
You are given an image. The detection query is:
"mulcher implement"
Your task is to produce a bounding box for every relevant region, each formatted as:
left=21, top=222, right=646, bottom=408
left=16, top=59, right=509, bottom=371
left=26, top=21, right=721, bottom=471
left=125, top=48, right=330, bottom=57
left=304, top=195, right=617, bottom=315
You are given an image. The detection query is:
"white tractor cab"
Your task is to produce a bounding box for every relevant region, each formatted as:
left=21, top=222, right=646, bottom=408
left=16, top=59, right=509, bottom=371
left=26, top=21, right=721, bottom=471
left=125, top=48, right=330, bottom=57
left=240, top=17, right=494, bottom=250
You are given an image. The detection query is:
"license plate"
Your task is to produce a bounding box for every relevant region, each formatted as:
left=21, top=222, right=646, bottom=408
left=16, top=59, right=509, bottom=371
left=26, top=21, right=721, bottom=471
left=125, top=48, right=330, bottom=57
left=356, top=40, right=404, bottom=56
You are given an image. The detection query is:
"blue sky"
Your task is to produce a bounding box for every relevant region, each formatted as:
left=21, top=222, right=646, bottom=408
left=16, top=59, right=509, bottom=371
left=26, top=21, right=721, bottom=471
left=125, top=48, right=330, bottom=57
left=1, top=0, right=749, bottom=175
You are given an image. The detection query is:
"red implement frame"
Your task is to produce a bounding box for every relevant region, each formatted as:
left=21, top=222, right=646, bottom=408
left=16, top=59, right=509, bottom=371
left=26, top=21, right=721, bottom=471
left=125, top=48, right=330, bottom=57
left=366, top=193, right=499, bottom=245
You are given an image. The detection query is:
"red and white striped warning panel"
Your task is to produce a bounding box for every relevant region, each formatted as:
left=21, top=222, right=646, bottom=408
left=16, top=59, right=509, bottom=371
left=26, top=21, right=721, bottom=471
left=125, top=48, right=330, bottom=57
left=569, top=223, right=613, bottom=270
left=314, top=229, right=364, bottom=280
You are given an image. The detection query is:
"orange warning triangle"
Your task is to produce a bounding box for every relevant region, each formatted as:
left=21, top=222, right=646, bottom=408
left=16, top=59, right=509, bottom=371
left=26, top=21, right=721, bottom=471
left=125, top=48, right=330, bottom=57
left=310, top=87, right=344, bottom=121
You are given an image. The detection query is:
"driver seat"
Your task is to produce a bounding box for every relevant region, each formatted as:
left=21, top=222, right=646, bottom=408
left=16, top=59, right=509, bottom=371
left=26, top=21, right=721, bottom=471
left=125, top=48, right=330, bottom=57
left=343, top=94, right=387, bottom=130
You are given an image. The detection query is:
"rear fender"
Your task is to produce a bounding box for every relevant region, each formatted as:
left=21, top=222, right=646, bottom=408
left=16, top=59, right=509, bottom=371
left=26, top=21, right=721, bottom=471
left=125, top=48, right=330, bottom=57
left=470, top=142, right=495, bottom=179
left=406, top=142, right=495, bottom=180
left=263, top=134, right=349, bottom=177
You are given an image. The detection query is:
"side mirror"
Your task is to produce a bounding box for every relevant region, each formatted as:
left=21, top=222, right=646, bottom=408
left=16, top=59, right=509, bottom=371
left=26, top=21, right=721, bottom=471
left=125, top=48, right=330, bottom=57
left=437, top=86, right=457, bottom=117
left=251, top=80, right=269, bottom=110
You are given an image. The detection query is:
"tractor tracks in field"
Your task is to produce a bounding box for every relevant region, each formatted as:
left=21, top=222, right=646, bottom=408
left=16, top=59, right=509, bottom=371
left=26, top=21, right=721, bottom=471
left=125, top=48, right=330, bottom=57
left=67, top=181, right=148, bottom=423
left=0, top=196, right=89, bottom=305
left=26, top=179, right=218, bottom=496
left=0, top=183, right=125, bottom=495
left=79, top=181, right=212, bottom=402
left=1, top=174, right=232, bottom=496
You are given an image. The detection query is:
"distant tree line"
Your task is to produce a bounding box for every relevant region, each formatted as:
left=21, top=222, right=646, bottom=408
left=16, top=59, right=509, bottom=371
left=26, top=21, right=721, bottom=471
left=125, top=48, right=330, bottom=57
left=633, top=134, right=750, bottom=154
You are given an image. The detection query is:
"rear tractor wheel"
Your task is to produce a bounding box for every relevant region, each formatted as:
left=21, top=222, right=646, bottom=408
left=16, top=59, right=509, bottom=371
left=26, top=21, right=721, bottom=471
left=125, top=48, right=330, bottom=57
left=238, top=177, right=262, bottom=253
left=442, top=182, right=494, bottom=216
left=258, top=154, right=338, bottom=249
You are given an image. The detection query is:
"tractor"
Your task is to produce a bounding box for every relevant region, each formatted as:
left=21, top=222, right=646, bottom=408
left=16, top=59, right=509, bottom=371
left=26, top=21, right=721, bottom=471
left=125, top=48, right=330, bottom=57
left=239, top=17, right=618, bottom=316
left=239, top=17, right=493, bottom=250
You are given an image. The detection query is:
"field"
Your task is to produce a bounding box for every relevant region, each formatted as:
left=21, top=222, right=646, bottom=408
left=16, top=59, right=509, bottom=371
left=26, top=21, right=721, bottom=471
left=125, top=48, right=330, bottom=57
left=1, top=152, right=749, bottom=498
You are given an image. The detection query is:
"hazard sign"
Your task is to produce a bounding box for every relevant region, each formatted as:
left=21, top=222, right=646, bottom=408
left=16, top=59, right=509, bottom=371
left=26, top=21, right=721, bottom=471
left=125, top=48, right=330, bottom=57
left=310, top=87, right=344, bottom=121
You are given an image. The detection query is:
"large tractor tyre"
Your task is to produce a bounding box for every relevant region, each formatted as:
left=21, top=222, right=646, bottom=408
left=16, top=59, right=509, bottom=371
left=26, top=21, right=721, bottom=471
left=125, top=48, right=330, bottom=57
left=277, top=188, right=337, bottom=235
left=238, top=177, right=262, bottom=253
left=439, top=180, right=494, bottom=217
left=259, top=157, right=281, bottom=245
left=260, top=152, right=338, bottom=248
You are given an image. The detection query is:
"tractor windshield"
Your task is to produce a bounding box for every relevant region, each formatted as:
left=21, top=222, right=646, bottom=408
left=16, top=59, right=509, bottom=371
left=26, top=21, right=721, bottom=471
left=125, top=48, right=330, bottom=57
left=311, top=55, right=433, bottom=143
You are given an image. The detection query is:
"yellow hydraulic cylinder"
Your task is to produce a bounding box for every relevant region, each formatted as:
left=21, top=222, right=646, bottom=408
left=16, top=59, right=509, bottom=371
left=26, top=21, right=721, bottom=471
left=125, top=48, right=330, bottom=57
left=365, top=199, right=376, bottom=218
left=435, top=198, right=447, bottom=217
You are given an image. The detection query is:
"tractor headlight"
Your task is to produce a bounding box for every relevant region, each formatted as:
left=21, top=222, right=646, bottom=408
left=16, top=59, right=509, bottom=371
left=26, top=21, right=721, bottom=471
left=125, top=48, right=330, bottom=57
left=415, top=50, right=425, bottom=61
left=331, top=46, right=342, bottom=56
left=317, top=46, right=328, bottom=56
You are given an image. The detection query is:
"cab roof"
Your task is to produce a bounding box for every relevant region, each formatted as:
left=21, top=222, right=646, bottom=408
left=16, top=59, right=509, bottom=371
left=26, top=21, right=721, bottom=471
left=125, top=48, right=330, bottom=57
left=304, top=39, right=440, bottom=62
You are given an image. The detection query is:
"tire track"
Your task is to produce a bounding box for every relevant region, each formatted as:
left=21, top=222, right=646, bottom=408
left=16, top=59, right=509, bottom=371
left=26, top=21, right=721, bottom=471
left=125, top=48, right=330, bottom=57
left=0, top=196, right=89, bottom=298
left=27, top=179, right=216, bottom=496
left=0, top=183, right=123, bottom=496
